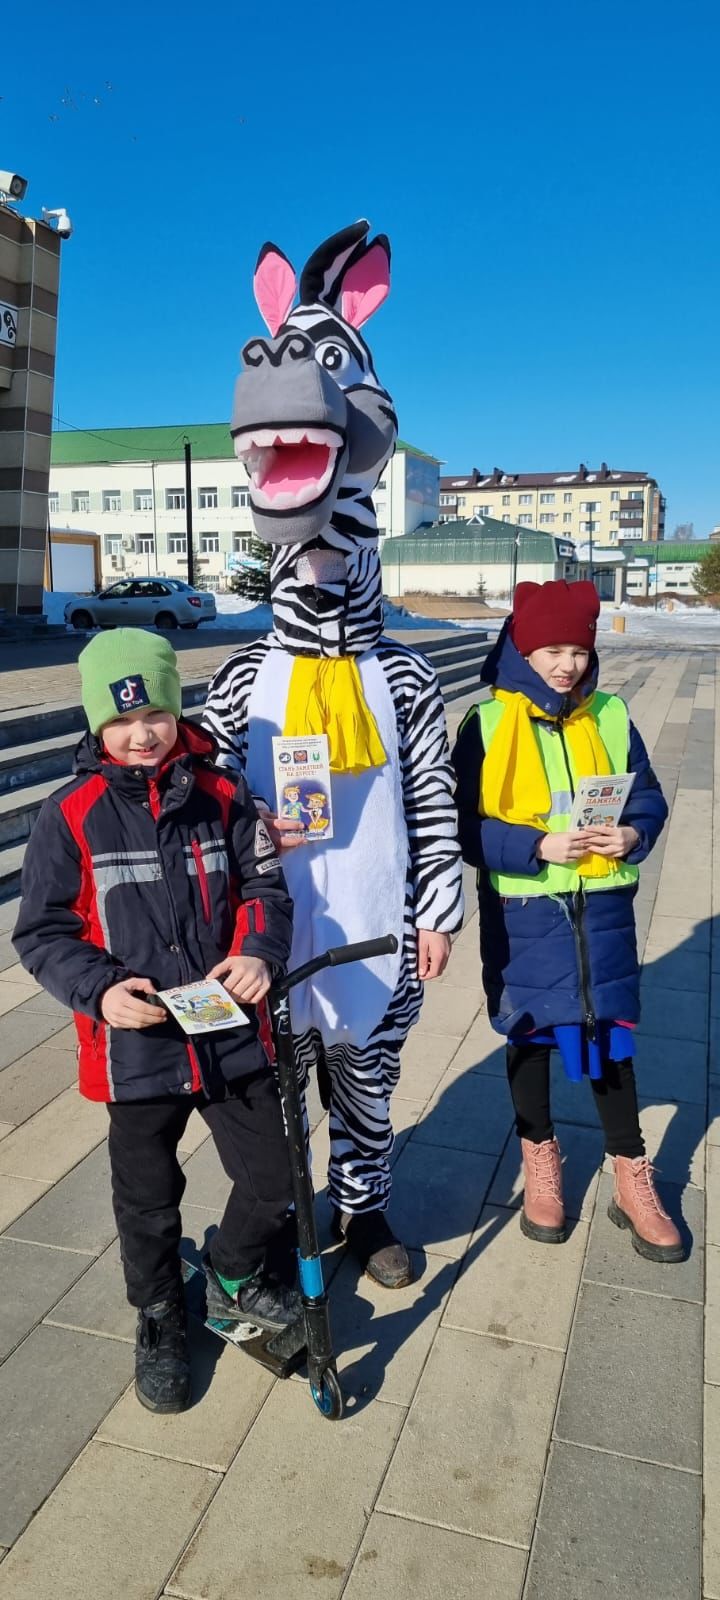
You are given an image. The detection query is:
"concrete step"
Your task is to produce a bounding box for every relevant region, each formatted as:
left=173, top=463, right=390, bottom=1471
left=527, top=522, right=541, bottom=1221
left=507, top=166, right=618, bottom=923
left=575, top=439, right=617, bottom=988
left=0, top=680, right=209, bottom=752
left=0, top=843, right=26, bottom=901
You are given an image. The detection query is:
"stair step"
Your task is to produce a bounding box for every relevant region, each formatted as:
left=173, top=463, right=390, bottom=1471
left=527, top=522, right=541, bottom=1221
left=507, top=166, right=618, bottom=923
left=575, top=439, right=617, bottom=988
left=0, top=843, right=27, bottom=899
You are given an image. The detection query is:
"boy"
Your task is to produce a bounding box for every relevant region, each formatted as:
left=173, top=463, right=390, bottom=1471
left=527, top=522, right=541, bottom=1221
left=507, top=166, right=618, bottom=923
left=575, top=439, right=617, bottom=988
left=13, top=630, right=300, bottom=1413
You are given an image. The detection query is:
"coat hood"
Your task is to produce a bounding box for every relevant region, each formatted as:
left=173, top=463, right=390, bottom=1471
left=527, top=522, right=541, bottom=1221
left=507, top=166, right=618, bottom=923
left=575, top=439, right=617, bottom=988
left=481, top=618, right=599, bottom=719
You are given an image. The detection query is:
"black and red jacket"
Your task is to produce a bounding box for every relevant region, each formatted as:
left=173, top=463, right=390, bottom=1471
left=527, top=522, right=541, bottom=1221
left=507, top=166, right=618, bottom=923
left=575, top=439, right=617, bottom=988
left=13, top=721, right=293, bottom=1103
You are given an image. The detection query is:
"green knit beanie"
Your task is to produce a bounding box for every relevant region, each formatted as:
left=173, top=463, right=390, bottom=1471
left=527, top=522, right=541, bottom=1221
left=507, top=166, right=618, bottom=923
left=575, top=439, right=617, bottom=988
left=78, top=629, right=183, bottom=735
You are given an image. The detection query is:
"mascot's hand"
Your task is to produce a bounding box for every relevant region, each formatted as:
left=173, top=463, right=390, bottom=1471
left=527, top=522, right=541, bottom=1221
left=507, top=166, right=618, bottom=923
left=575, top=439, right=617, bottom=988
left=417, top=929, right=451, bottom=982
left=255, top=802, right=306, bottom=852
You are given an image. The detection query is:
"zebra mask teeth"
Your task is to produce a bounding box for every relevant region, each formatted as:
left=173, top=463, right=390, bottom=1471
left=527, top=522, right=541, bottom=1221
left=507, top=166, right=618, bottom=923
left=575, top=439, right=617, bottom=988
left=234, top=427, right=343, bottom=512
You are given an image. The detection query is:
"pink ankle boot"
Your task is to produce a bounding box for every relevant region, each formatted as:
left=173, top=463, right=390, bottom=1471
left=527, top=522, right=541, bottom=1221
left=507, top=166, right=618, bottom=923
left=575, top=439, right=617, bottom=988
left=520, top=1137, right=566, bottom=1244
left=609, top=1156, right=684, bottom=1263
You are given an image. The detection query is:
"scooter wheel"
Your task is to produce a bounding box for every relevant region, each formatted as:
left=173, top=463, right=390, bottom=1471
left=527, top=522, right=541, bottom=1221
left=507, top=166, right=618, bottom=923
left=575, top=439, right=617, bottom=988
left=310, top=1367, right=344, bottom=1420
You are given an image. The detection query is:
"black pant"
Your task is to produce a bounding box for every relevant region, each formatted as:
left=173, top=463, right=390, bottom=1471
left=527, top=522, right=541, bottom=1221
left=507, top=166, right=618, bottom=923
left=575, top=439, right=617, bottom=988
left=107, top=1069, right=294, bottom=1308
left=506, top=1042, right=645, bottom=1159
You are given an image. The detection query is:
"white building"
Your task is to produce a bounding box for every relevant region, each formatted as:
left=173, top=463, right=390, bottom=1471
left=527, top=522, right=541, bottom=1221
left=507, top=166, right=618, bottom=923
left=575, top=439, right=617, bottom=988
left=49, top=425, right=440, bottom=588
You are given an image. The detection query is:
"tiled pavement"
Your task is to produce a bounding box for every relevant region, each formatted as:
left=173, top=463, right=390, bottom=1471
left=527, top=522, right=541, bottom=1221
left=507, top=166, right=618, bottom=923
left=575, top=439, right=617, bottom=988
left=0, top=638, right=717, bottom=1598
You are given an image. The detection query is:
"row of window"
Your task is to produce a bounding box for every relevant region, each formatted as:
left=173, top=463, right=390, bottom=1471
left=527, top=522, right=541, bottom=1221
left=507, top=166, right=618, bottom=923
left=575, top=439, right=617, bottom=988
left=51, top=488, right=251, bottom=516
left=441, top=488, right=642, bottom=510
left=103, top=533, right=252, bottom=558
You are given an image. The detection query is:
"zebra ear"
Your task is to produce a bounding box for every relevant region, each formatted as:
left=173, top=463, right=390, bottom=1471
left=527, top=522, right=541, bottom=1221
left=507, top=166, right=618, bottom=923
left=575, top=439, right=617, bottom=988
left=253, top=243, right=297, bottom=336
left=299, top=220, right=370, bottom=306
left=340, top=236, right=391, bottom=328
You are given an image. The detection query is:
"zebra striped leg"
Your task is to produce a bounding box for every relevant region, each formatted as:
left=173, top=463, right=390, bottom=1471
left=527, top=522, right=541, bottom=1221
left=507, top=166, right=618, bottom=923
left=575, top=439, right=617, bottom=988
left=323, top=1040, right=401, bottom=1216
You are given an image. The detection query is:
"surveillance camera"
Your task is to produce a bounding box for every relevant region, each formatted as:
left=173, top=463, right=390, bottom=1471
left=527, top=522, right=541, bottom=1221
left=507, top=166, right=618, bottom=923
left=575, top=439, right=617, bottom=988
left=42, top=207, right=73, bottom=239
left=0, top=171, right=28, bottom=201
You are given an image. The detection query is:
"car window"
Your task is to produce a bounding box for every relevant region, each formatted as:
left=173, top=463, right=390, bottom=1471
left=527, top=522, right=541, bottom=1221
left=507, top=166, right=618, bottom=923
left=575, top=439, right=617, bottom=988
left=127, top=582, right=152, bottom=597
left=101, top=581, right=133, bottom=597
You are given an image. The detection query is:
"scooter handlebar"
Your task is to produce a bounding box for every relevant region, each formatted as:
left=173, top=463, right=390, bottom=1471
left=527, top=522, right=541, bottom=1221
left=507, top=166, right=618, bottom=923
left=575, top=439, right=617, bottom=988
left=325, top=935, right=398, bottom=967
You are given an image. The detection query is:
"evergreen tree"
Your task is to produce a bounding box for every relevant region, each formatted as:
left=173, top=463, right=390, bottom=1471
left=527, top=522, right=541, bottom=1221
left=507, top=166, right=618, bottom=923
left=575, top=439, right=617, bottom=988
left=229, top=536, right=271, bottom=604
left=692, top=546, right=720, bottom=597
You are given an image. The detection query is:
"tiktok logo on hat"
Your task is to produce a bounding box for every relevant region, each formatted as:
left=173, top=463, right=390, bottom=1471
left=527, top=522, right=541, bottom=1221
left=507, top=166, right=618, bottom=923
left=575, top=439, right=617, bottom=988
left=109, top=675, right=151, bottom=714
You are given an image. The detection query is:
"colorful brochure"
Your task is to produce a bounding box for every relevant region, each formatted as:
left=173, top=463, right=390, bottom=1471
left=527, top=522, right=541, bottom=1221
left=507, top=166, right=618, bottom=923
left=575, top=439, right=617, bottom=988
left=156, top=979, right=250, bottom=1034
left=569, top=773, right=636, bottom=832
left=271, top=733, right=333, bottom=841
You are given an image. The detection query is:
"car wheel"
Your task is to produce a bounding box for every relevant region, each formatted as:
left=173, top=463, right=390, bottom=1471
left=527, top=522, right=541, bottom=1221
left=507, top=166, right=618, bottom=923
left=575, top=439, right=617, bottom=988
left=155, top=611, right=178, bottom=630
left=71, top=610, right=94, bottom=630
left=180, top=622, right=200, bottom=630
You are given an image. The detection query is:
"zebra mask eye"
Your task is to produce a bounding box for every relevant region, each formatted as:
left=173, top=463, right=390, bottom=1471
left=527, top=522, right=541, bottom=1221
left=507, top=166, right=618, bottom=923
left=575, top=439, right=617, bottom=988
left=314, top=341, right=352, bottom=378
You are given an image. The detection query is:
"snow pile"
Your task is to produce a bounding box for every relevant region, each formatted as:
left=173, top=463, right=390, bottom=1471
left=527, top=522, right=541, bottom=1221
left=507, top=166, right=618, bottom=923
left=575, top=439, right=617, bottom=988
left=43, top=591, right=75, bottom=626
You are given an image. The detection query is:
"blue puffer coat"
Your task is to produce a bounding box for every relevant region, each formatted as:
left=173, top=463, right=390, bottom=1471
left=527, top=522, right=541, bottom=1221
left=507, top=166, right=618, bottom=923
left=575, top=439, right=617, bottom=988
left=451, top=624, right=668, bottom=1037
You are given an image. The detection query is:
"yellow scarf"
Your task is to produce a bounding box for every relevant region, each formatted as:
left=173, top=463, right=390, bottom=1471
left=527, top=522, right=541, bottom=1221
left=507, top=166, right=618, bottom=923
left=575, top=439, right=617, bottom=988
left=480, top=688, right=617, bottom=879
left=283, top=656, right=387, bottom=775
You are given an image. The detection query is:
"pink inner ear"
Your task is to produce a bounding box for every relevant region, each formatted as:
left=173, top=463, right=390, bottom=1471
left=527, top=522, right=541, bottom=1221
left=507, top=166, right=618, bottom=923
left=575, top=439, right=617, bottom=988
left=253, top=250, right=297, bottom=336
left=340, top=243, right=390, bottom=328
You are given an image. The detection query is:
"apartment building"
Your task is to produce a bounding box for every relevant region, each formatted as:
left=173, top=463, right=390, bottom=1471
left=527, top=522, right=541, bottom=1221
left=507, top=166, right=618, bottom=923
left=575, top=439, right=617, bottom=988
left=48, top=425, right=440, bottom=587
left=439, top=464, right=665, bottom=547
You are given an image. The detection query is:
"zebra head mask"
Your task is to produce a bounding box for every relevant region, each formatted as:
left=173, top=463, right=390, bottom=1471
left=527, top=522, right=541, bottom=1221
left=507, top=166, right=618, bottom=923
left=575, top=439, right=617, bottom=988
left=231, top=220, right=397, bottom=656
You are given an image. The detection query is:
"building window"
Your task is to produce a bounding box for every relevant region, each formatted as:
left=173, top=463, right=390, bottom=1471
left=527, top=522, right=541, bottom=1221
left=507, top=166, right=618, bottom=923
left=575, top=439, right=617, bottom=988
left=71, top=491, right=90, bottom=514
left=473, top=504, right=492, bottom=516
left=611, top=490, right=620, bottom=501
left=539, top=492, right=555, bottom=504
left=563, top=513, right=572, bottom=524
left=502, top=494, right=510, bottom=506
left=563, top=492, right=573, bottom=504
left=232, top=486, right=250, bottom=509
left=201, top=533, right=220, bottom=554
left=539, top=513, right=555, bottom=524
left=104, top=535, right=122, bottom=556
left=610, top=510, right=619, bottom=520
left=377, top=479, right=387, bottom=490
left=518, top=514, right=533, bottom=526
left=168, top=535, right=187, bottom=555
left=580, top=501, right=600, bottom=513
left=233, top=533, right=252, bottom=553
left=502, top=514, right=511, bottom=522
left=102, top=490, right=122, bottom=513
left=457, top=496, right=466, bottom=509
left=48, top=491, right=59, bottom=514
left=166, top=488, right=185, bottom=511
left=134, top=490, right=153, bottom=512
left=199, top=487, right=218, bottom=510
left=628, top=490, right=643, bottom=501
left=518, top=493, right=532, bottom=506
left=137, top=536, right=155, bottom=554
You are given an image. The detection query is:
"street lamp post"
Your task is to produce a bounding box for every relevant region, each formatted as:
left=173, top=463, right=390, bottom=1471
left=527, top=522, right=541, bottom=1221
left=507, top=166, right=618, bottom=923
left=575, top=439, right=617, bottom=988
left=511, top=528, right=521, bottom=596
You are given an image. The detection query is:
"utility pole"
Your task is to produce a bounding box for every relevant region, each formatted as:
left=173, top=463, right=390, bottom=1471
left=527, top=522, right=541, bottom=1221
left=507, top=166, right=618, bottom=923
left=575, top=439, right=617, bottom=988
left=183, top=439, right=194, bottom=588
left=511, top=528, right=520, bottom=595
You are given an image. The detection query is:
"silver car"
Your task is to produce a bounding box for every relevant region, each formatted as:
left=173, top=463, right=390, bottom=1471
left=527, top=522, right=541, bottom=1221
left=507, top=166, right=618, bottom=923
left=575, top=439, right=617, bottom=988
left=65, top=578, right=217, bottom=631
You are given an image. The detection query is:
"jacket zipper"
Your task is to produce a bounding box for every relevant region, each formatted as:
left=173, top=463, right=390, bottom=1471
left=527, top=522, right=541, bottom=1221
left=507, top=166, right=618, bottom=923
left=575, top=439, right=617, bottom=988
left=555, top=724, right=597, bottom=1040
left=191, top=838, right=212, bottom=925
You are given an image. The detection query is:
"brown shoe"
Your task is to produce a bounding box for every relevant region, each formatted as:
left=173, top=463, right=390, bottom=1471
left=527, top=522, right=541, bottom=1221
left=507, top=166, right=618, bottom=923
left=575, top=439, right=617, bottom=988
left=609, top=1156, right=684, bottom=1262
left=331, top=1209, right=414, bottom=1288
left=520, top=1137, right=566, bottom=1244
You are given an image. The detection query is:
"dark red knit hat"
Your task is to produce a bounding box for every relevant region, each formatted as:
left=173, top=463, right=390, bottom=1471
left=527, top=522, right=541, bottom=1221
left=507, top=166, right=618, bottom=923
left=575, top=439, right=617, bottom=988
left=510, top=580, right=600, bottom=656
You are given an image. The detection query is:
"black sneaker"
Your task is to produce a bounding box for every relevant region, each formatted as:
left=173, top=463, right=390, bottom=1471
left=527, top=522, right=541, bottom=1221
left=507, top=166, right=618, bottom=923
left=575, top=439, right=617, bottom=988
left=203, top=1256, right=303, bottom=1333
left=331, top=1208, right=414, bottom=1289
left=135, top=1295, right=191, bottom=1413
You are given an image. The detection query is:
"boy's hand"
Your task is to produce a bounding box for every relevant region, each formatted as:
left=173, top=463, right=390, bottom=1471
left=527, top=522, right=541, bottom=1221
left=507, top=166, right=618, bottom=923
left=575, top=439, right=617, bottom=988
left=581, top=824, right=639, bottom=858
left=255, top=804, right=306, bottom=852
left=101, top=977, right=164, bottom=1029
left=537, top=831, right=591, bottom=865
left=417, top=929, right=451, bottom=981
left=207, top=956, right=272, bottom=1003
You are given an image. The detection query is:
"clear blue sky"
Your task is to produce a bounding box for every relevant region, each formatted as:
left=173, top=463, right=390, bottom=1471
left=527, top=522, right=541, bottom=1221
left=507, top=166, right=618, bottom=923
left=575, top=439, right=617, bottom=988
left=6, top=0, right=720, bottom=533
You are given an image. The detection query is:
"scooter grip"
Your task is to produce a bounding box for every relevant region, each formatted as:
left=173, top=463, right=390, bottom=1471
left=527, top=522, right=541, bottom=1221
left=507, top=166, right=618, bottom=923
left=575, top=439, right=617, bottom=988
left=326, top=935, right=398, bottom=967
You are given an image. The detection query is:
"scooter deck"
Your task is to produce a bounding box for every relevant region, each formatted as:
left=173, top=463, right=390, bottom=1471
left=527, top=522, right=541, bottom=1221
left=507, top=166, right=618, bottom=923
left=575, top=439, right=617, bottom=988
left=180, top=1258, right=307, bottom=1380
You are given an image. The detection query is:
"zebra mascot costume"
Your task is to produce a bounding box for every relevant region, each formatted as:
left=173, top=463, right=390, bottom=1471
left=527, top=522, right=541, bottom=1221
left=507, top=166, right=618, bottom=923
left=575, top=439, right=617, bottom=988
left=205, top=221, right=463, bottom=1287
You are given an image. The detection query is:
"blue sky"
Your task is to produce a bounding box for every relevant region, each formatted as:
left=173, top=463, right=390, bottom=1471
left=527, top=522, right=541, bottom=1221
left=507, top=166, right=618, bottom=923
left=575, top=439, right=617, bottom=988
left=6, top=0, right=720, bottom=533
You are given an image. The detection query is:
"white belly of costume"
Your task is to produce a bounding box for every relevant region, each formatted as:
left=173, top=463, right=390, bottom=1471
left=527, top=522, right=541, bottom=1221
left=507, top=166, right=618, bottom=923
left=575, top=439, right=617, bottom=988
left=246, top=647, right=407, bottom=1047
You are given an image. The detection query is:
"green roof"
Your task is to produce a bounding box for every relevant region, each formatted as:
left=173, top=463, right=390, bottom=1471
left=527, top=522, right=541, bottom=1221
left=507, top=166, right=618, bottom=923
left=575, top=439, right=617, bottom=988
left=627, top=542, right=714, bottom=563
left=382, top=516, right=566, bottom=566
left=50, top=425, right=435, bottom=466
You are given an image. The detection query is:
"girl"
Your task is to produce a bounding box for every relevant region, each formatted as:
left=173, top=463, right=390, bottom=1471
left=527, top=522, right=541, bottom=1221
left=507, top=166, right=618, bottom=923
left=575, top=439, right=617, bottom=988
left=452, top=580, right=683, bottom=1261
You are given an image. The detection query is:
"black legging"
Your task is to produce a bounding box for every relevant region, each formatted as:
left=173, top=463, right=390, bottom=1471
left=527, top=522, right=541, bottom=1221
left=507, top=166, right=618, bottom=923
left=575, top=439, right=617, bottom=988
left=506, top=1041, right=645, bottom=1159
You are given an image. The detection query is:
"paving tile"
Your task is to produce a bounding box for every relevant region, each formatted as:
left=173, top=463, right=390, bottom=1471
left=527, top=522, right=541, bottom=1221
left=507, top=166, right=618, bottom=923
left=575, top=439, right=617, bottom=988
left=708, top=1144, right=720, bottom=1247
left=0, top=962, right=40, bottom=992
left=343, top=1511, right=527, bottom=1600
left=47, top=1240, right=134, bottom=1342
left=555, top=1280, right=702, bottom=1469
left=11, top=989, right=72, bottom=1020
left=4, top=1142, right=116, bottom=1253
left=323, top=1247, right=457, bottom=1408
left=444, top=1205, right=588, bottom=1351
left=641, top=946, right=710, bottom=993
left=584, top=1172, right=703, bottom=1301
left=524, top=1440, right=701, bottom=1600
left=414, top=982, right=481, bottom=1038
left=378, top=1326, right=562, bottom=1544
left=310, top=1096, right=424, bottom=1184
left=0, top=1174, right=50, bottom=1231
left=0, top=1085, right=107, bottom=1182
left=644, top=915, right=713, bottom=959
left=709, top=1082, right=720, bottom=1146
left=0, top=1440, right=220, bottom=1600
left=40, top=1022, right=78, bottom=1052
left=632, top=1033, right=707, bottom=1106
left=389, top=1141, right=497, bottom=1258
left=706, top=1385, right=720, bottom=1599
left=447, top=1010, right=507, bottom=1076
left=634, top=1095, right=706, bottom=1189
left=0, top=1010, right=71, bottom=1070
left=488, top=1124, right=602, bottom=1222
left=0, top=898, right=20, bottom=934
left=707, top=1244, right=720, bottom=1386
left=0, top=1040, right=76, bottom=1124
left=170, top=1378, right=403, bottom=1600
left=636, top=985, right=708, bottom=1043
left=0, top=930, right=18, bottom=972
left=0, top=1238, right=89, bottom=1359
left=0, top=1122, right=12, bottom=1142
left=177, top=1108, right=211, bottom=1156
left=412, top=1066, right=514, bottom=1156
left=0, top=1324, right=134, bottom=1545
left=399, top=1027, right=471, bottom=1100
left=99, top=1316, right=274, bottom=1470
left=174, top=1135, right=232, bottom=1213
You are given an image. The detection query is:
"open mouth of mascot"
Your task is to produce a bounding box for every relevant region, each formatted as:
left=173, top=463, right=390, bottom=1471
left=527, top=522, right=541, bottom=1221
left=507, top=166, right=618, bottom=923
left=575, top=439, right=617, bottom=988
left=234, top=426, right=345, bottom=512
